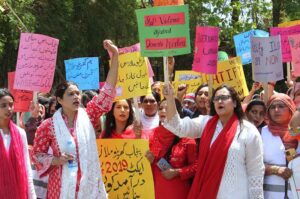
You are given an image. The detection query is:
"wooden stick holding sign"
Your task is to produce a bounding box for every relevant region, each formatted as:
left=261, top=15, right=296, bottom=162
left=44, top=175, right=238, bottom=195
left=208, top=75, right=213, bottom=98
left=287, top=62, right=291, bottom=82
left=163, top=56, right=169, bottom=83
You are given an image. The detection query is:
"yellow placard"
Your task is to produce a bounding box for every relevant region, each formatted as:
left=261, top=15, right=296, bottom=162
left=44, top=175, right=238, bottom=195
left=115, top=52, right=151, bottom=100
left=173, top=79, right=202, bottom=96
left=278, top=20, right=300, bottom=27
left=174, top=70, right=202, bottom=81
left=201, top=57, right=249, bottom=98
left=97, top=139, right=155, bottom=199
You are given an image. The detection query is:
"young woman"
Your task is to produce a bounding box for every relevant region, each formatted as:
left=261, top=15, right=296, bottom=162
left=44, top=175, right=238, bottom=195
left=100, top=99, right=139, bottom=139
left=0, top=89, right=36, bottom=198
left=193, top=84, right=209, bottom=117
left=146, top=98, right=198, bottom=199
left=32, top=40, right=119, bottom=199
left=163, top=83, right=264, bottom=199
left=245, top=99, right=266, bottom=133
left=262, top=93, right=299, bottom=199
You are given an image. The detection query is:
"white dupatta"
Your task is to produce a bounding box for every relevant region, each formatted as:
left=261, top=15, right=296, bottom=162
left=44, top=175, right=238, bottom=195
left=53, top=108, right=107, bottom=199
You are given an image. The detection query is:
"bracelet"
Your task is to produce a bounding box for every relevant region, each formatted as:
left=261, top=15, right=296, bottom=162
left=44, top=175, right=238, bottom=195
left=271, top=166, right=279, bottom=175
left=268, top=82, right=276, bottom=87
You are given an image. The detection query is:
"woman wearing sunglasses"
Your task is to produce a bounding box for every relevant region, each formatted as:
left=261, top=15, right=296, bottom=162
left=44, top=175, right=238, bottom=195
left=162, top=83, right=264, bottom=199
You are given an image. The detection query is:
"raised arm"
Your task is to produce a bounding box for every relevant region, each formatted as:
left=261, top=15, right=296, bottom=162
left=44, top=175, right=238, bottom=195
left=86, top=40, right=119, bottom=127
left=162, top=82, right=210, bottom=138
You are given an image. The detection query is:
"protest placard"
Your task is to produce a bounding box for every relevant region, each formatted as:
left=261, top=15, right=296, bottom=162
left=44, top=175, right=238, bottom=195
left=65, top=57, right=99, bottom=90
left=174, top=70, right=202, bottom=81
left=14, top=33, right=59, bottom=92
left=8, top=72, right=33, bottom=112
left=154, top=0, right=184, bottom=6
left=233, top=29, right=269, bottom=65
left=136, top=5, right=190, bottom=57
left=288, top=34, right=300, bottom=76
left=108, top=43, right=154, bottom=77
left=270, top=25, right=300, bottom=62
left=192, top=26, right=219, bottom=74
left=115, top=52, right=151, bottom=100
left=278, top=20, right=300, bottom=27
left=201, top=57, right=249, bottom=98
left=97, top=139, right=155, bottom=199
left=251, top=35, right=283, bottom=82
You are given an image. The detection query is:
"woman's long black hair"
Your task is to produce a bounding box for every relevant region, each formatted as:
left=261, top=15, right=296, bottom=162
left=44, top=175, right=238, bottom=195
left=102, top=99, right=134, bottom=138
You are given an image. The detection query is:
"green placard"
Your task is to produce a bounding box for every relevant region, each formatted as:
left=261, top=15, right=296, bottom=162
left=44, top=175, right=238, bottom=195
left=135, top=5, right=191, bottom=57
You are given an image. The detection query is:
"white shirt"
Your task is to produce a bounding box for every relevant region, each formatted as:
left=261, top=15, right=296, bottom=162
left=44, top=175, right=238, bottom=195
left=0, top=127, right=36, bottom=199
left=163, top=114, right=265, bottom=199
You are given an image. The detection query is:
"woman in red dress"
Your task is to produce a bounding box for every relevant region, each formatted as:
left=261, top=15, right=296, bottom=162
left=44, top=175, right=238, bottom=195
left=32, top=40, right=119, bottom=199
left=146, top=99, right=198, bottom=199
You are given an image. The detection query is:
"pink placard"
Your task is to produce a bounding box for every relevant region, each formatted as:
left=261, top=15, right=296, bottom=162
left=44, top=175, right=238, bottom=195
left=108, top=43, right=154, bottom=77
left=8, top=72, right=33, bottom=112
left=144, top=12, right=185, bottom=26
left=145, top=37, right=186, bottom=50
left=192, top=26, right=219, bottom=74
left=288, top=34, right=300, bottom=76
left=270, top=25, right=300, bottom=62
left=14, top=33, right=59, bottom=92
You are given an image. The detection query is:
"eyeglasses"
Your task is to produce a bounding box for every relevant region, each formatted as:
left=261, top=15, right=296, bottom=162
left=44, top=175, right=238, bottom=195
left=213, top=95, right=231, bottom=102
left=143, top=99, right=156, bottom=104
left=269, top=103, right=287, bottom=110
left=197, top=91, right=209, bottom=97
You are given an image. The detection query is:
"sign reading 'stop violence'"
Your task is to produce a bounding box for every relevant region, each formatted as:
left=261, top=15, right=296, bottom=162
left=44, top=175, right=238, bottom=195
left=136, top=5, right=190, bottom=57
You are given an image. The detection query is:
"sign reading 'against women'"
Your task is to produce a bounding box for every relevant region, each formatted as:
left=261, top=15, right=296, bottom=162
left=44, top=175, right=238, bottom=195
left=154, top=0, right=184, bottom=6
left=192, top=26, right=219, bottom=74
left=135, top=5, right=190, bottom=57
left=97, top=139, right=155, bottom=199
left=14, top=33, right=59, bottom=92
left=251, top=35, right=283, bottom=82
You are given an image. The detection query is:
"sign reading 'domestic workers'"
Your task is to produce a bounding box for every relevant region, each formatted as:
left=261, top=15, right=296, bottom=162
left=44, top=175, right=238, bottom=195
left=135, top=5, right=190, bottom=57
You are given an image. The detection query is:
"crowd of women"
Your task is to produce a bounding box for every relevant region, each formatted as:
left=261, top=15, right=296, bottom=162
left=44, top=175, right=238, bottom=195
left=0, top=40, right=300, bottom=199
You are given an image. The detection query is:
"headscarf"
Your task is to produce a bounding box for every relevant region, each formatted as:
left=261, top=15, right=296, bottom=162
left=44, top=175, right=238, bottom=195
left=266, top=93, right=298, bottom=149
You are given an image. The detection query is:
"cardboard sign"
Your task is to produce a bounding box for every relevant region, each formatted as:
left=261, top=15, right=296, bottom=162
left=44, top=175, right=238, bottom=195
left=136, top=5, right=190, bottom=57
left=115, top=52, right=151, bottom=100
left=8, top=72, right=33, bottom=112
left=270, top=25, right=300, bottom=62
left=233, top=29, right=269, bottom=65
left=278, top=20, right=300, bottom=27
left=192, top=26, right=219, bottom=74
left=201, top=57, right=249, bottom=98
left=288, top=34, right=300, bottom=76
left=14, top=33, right=59, bottom=92
left=108, top=43, right=154, bottom=77
left=65, top=57, right=99, bottom=90
left=154, top=0, right=184, bottom=6
left=97, top=139, right=155, bottom=199
left=251, top=35, right=283, bottom=82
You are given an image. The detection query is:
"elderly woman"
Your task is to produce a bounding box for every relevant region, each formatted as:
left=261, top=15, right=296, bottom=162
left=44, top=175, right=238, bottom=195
left=262, top=93, right=300, bottom=199
left=162, top=83, right=264, bottom=199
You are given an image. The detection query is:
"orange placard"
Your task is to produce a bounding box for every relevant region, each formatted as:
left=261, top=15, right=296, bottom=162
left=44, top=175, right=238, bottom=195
left=154, top=0, right=184, bottom=6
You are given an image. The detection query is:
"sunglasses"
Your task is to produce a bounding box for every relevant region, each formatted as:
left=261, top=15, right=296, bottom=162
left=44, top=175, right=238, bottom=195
left=213, top=95, right=231, bottom=102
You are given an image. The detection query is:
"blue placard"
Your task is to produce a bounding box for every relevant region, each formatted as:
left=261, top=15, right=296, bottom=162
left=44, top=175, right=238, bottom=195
left=65, top=57, right=99, bottom=90
left=234, top=29, right=269, bottom=65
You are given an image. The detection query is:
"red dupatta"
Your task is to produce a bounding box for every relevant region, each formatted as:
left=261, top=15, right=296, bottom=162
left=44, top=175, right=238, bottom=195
left=0, top=120, right=28, bottom=199
left=188, top=114, right=238, bottom=199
